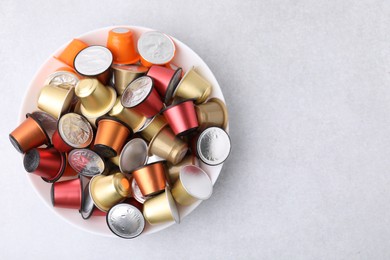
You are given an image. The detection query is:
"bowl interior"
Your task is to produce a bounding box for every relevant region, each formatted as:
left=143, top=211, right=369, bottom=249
left=20, top=25, right=227, bottom=237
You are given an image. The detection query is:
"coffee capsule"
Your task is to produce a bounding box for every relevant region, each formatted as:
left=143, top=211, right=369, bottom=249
left=162, top=99, right=198, bottom=136
left=139, top=114, right=168, bottom=142
left=143, top=187, right=180, bottom=225
left=131, top=161, right=167, bottom=196
left=108, top=97, right=146, bottom=132
left=37, top=84, right=75, bottom=119
left=195, top=98, right=228, bottom=130
left=51, top=177, right=82, bottom=210
left=107, top=28, right=140, bottom=65
left=112, top=64, right=148, bottom=95
left=146, top=65, right=182, bottom=103
left=68, top=149, right=105, bottom=177
left=167, top=154, right=197, bottom=184
left=54, top=39, right=88, bottom=68
left=172, top=67, right=211, bottom=104
left=119, top=138, right=148, bottom=174
left=89, top=172, right=131, bottom=212
left=171, top=165, right=213, bottom=206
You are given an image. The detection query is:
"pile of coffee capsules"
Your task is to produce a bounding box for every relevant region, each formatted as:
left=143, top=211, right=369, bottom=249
left=9, top=28, right=231, bottom=239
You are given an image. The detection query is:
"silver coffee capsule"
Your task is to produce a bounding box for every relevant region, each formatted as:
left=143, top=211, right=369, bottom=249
left=80, top=176, right=94, bottom=219
left=196, top=127, right=231, bottom=166
left=119, top=138, right=148, bottom=174
left=106, top=203, right=145, bottom=239
left=69, top=149, right=105, bottom=176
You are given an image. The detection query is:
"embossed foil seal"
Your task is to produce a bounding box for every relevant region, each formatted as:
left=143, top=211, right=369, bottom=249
left=44, top=71, right=79, bottom=88
left=106, top=203, right=145, bottom=239
left=68, top=149, right=105, bottom=176
left=74, top=46, right=113, bottom=77
left=196, top=127, right=231, bottom=166
left=137, top=31, right=175, bottom=66
left=58, top=113, right=93, bottom=149
left=31, top=111, right=58, bottom=141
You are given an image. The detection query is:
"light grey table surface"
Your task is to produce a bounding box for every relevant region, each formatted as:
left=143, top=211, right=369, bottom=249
left=2, top=0, right=390, bottom=259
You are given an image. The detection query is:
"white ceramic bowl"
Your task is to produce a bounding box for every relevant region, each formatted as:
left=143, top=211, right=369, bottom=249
left=19, top=26, right=228, bottom=237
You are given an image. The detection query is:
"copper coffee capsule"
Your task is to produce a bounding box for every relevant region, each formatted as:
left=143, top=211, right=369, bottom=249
left=75, top=79, right=117, bottom=120
left=112, top=64, right=148, bottom=95
left=143, top=187, right=180, bottom=225
left=148, top=126, right=188, bottom=165
left=9, top=113, right=51, bottom=153
left=162, top=99, right=198, bottom=136
left=94, top=117, right=132, bottom=158
left=194, top=127, right=231, bottom=166
left=171, top=165, right=213, bottom=206
left=52, top=113, right=93, bottom=152
left=108, top=97, right=146, bottom=132
left=139, top=114, right=168, bottom=142
left=37, top=84, right=75, bottom=119
left=146, top=65, right=182, bottom=103
left=132, top=161, right=167, bottom=196
left=51, top=177, right=82, bottom=209
left=23, top=147, right=66, bottom=183
left=195, top=98, right=228, bottom=130
left=74, top=45, right=113, bottom=84
left=167, top=154, right=197, bottom=184
left=89, top=172, right=131, bottom=212
left=121, top=76, right=163, bottom=118
left=172, top=67, right=211, bottom=104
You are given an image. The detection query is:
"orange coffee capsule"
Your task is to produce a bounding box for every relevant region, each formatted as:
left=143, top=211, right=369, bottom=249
left=54, top=39, right=88, bottom=68
left=132, top=161, right=167, bottom=196
left=107, top=28, right=140, bottom=65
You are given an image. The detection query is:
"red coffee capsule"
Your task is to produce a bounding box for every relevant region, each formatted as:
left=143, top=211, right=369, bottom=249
left=121, top=76, right=163, bottom=118
left=162, top=100, right=198, bottom=136
left=146, top=65, right=182, bottom=104
left=23, top=147, right=66, bottom=183
left=51, top=177, right=82, bottom=210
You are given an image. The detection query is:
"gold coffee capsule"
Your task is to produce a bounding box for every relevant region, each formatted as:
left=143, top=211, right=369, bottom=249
left=37, top=84, right=75, bottom=119
left=171, top=165, right=213, bottom=206
left=112, top=65, right=148, bottom=95
left=75, top=79, right=117, bottom=119
left=148, top=126, right=188, bottom=165
left=173, top=67, right=211, bottom=104
left=108, top=97, right=146, bottom=132
left=195, top=98, right=228, bottom=130
left=140, top=114, right=168, bottom=142
left=143, top=187, right=180, bottom=225
left=167, top=154, right=197, bottom=184
left=89, top=172, right=131, bottom=212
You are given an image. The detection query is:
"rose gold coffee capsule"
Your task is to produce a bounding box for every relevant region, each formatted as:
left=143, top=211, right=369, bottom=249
left=171, top=165, right=213, bottom=206
left=146, top=65, right=182, bottom=103
left=162, top=99, right=198, bottom=136
left=121, top=76, right=163, bottom=118
left=107, top=28, right=140, bottom=65
left=132, top=161, right=167, bottom=196
left=131, top=177, right=148, bottom=204
left=106, top=203, right=145, bottom=239
left=89, top=172, right=131, bottom=212
left=54, top=38, right=88, bottom=68
left=74, top=45, right=113, bottom=84
left=167, top=154, right=198, bottom=184
left=195, top=98, right=228, bottom=130
left=137, top=31, right=176, bottom=67
left=37, top=84, right=75, bottom=119
left=9, top=113, right=51, bottom=153
left=68, top=149, right=105, bottom=177
left=23, top=147, right=66, bottom=183
left=108, top=97, right=146, bottom=132
left=195, top=127, right=231, bottom=166
left=173, top=67, right=212, bottom=104
left=112, top=64, right=148, bottom=95
left=75, top=78, right=117, bottom=119
left=52, top=113, right=93, bottom=152
left=51, top=177, right=82, bottom=209
left=119, top=138, right=148, bottom=174
left=139, top=114, right=168, bottom=142
left=148, top=126, right=188, bottom=165
left=143, top=187, right=180, bottom=225
left=94, top=117, right=132, bottom=158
